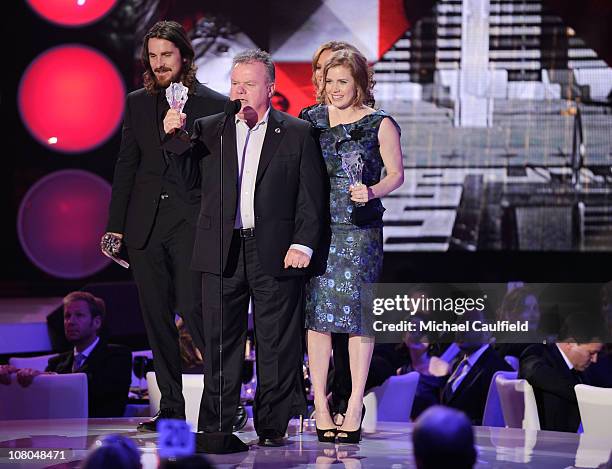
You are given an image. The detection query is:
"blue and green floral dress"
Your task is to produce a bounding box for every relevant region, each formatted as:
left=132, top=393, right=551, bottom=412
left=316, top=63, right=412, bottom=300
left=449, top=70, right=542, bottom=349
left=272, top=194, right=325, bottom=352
left=300, top=104, right=401, bottom=335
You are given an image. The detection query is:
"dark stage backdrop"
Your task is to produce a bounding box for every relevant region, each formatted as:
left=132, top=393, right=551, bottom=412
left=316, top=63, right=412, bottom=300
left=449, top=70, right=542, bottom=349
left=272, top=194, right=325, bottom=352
left=3, top=0, right=611, bottom=296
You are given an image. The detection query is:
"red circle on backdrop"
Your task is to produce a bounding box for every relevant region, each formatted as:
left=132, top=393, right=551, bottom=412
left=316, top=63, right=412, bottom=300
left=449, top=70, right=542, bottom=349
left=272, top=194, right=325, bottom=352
left=17, top=170, right=113, bottom=279
left=18, top=45, right=125, bottom=153
left=26, top=0, right=118, bottom=27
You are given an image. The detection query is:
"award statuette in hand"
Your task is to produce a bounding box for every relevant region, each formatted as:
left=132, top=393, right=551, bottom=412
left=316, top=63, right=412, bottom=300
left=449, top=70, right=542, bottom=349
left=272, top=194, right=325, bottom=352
left=341, top=151, right=365, bottom=207
left=161, top=82, right=190, bottom=154
left=100, top=233, right=130, bottom=269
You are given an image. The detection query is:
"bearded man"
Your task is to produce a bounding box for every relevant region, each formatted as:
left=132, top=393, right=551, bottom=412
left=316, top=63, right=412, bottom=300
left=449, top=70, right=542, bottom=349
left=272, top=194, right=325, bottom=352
left=103, top=20, right=229, bottom=432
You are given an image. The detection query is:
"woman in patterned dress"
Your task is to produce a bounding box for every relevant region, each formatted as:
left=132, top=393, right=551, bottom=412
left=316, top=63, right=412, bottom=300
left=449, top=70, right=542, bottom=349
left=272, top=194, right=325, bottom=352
left=301, top=47, right=404, bottom=443
left=300, top=41, right=361, bottom=432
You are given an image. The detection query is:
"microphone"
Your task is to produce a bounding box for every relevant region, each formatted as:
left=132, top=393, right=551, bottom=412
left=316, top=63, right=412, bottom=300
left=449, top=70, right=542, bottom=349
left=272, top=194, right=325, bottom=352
left=218, top=99, right=241, bottom=137
left=224, top=99, right=242, bottom=117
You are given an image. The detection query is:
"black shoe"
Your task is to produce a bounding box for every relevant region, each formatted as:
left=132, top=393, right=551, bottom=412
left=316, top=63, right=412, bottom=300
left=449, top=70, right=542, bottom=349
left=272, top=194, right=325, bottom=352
left=258, top=430, right=285, bottom=447
left=137, top=409, right=185, bottom=433
left=336, top=405, right=365, bottom=444
left=232, top=405, right=248, bottom=432
left=195, top=432, right=249, bottom=454
left=336, top=427, right=361, bottom=444
left=333, top=403, right=363, bottom=427
left=316, top=426, right=337, bottom=443
left=258, top=436, right=285, bottom=447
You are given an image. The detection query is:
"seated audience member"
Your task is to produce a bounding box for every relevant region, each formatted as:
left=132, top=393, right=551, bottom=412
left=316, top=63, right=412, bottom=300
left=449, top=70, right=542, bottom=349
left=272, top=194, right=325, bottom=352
left=520, top=313, right=604, bottom=432
left=440, top=309, right=513, bottom=425
left=585, top=282, right=612, bottom=387
left=366, top=315, right=444, bottom=419
left=364, top=284, right=460, bottom=393
left=1, top=291, right=132, bottom=417
left=412, top=406, right=476, bottom=469
left=494, top=285, right=541, bottom=359
left=81, top=434, right=141, bottom=469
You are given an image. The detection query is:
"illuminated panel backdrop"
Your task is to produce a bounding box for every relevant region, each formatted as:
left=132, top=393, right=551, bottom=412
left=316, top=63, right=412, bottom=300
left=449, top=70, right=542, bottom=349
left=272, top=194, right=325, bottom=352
left=5, top=0, right=612, bottom=287
left=18, top=45, right=124, bottom=153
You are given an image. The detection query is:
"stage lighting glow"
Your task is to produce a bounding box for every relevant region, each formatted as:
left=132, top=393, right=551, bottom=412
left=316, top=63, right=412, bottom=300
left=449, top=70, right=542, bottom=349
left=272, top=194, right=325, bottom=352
left=18, top=45, right=124, bottom=153
left=17, top=170, right=113, bottom=279
left=26, top=0, right=116, bottom=27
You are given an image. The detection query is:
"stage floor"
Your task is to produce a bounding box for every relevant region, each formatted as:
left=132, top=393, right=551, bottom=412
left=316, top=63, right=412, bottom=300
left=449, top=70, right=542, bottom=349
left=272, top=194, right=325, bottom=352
left=1, top=418, right=611, bottom=468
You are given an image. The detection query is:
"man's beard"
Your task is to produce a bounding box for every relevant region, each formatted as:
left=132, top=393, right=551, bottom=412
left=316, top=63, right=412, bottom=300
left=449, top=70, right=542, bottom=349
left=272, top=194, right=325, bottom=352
left=153, top=67, right=181, bottom=89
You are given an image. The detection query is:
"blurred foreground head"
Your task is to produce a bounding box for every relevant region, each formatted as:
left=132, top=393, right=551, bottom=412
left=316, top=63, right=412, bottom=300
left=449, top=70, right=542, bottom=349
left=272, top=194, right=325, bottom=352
left=82, top=434, right=141, bottom=469
left=412, top=406, right=476, bottom=469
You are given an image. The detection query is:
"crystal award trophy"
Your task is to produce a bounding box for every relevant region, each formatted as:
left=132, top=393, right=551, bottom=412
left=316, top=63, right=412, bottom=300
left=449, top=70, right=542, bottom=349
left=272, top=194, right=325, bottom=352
left=161, top=82, right=190, bottom=154
left=100, top=233, right=130, bottom=269
left=341, top=151, right=365, bottom=207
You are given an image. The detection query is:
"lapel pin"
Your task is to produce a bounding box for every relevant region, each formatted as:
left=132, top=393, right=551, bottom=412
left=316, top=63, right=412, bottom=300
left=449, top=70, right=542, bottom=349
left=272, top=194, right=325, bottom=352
left=274, top=127, right=281, bottom=134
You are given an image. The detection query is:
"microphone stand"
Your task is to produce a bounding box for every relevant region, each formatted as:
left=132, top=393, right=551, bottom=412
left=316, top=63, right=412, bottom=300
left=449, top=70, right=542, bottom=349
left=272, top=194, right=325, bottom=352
left=198, top=100, right=247, bottom=454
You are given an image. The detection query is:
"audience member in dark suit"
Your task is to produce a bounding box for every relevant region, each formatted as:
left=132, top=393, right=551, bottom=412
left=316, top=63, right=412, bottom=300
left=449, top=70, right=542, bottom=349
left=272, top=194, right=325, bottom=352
left=412, top=406, right=476, bottom=469
left=4, top=291, right=132, bottom=417
left=519, top=313, right=604, bottom=432
left=585, top=282, right=612, bottom=387
left=584, top=346, right=612, bottom=387
left=440, top=309, right=513, bottom=425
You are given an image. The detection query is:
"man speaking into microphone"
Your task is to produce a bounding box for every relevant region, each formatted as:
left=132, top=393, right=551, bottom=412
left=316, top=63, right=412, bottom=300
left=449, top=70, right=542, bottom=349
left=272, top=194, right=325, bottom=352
left=166, top=49, right=326, bottom=449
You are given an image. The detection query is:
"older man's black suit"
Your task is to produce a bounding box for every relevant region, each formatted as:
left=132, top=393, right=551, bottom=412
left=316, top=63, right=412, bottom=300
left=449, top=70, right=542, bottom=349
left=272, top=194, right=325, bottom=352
left=519, top=344, right=586, bottom=432
left=171, top=107, right=326, bottom=438
left=106, top=83, right=226, bottom=415
left=46, top=341, right=132, bottom=417
left=178, top=109, right=325, bottom=277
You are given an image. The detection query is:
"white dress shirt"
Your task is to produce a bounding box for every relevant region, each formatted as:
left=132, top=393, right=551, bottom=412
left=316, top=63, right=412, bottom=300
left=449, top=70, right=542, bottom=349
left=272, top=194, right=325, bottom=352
left=556, top=344, right=574, bottom=370
left=235, top=109, right=268, bottom=229
left=234, top=108, right=312, bottom=258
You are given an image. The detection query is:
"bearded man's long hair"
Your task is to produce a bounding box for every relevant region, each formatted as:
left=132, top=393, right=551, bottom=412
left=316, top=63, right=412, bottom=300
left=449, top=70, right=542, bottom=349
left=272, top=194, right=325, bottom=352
left=141, top=20, right=198, bottom=94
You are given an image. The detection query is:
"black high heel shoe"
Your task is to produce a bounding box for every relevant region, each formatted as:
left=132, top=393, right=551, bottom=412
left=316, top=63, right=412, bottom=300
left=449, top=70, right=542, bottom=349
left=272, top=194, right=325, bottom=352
left=314, top=404, right=338, bottom=443
left=336, top=405, right=365, bottom=444
left=316, top=426, right=337, bottom=443
left=334, top=404, right=366, bottom=428
left=336, top=427, right=361, bottom=444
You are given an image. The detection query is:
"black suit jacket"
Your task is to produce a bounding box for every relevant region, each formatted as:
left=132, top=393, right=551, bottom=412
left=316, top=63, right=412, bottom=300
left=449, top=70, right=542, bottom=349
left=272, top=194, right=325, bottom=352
left=46, top=341, right=132, bottom=418
left=519, top=343, right=585, bottom=432
left=442, top=345, right=513, bottom=425
left=106, top=83, right=227, bottom=249
left=170, top=108, right=327, bottom=277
